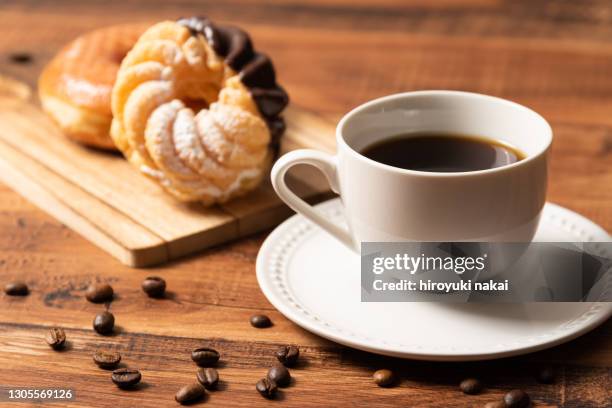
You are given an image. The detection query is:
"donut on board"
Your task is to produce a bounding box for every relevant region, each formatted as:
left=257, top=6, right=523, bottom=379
left=38, top=24, right=146, bottom=149
left=111, top=17, right=289, bottom=204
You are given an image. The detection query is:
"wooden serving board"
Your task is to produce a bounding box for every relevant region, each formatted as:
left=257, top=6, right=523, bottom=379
left=0, top=76, right=336, bottom=267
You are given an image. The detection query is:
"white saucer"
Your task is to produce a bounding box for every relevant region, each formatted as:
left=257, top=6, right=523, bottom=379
left=257, top=198, right=611, bottom=361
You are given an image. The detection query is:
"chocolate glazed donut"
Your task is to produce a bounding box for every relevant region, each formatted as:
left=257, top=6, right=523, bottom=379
left=111, top=18, right=290, bottom=203
left=177, top=17, right=289, bottom=153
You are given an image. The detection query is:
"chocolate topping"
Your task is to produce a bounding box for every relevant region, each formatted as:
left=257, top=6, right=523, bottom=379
left=179, top=17, right=253, bottom=69
left=203, top=24, right=225, bottom=54
left=177, top=16, right=289, bottom=143
left=241, top=53, right=276, bottom=88
left=219, top=26, right=255, bottom=71
left=268, top=117, right=286, bottom=155
left=250, top=87, right=289, bottom=118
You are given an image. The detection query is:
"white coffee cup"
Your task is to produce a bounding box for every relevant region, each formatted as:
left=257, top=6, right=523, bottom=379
left=271, top=91, right=552, bottom=252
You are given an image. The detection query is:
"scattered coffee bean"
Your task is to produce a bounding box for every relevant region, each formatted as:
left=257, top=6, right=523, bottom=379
left=196, top=367, right=219, bottom=390
left=9, top=52, right=32, bottom=64
left=275, top=345, right=299, bottom=367
left=141, top=276, right=166, bottom=298
left=250, top=314, right=272, bottom=328
left=372, top=369, right=396, bottom=387
left=460, top=378, right=483, bottom=395
left=111, top=368, right=141, bottom=389
left=536, top=366, right=555, bottom=384
left=504, top=389, right=530, bottom=408
left=191, top=347, right=220, bottom=367
left=267, top=364, right=291, bottom=387
left=93, top=350, right=121, bottom=369
left=44, top=327, right=66, bottom=350
left=484, top=401, right=507, bottom=408
left=175, top=383, right=205, bottom=405
left=4, top=281, right=28, bottom=296
left=93, top=311, right=115, bottom=335
left=256, top=377, right=277, bottom=399
left=85, top=283, right=114, bottom=303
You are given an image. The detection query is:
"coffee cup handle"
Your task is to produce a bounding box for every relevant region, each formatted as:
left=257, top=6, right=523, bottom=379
left=271, top=149, right=357, bottom=252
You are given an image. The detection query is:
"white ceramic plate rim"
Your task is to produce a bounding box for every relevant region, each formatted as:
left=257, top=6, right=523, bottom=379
left=257, top=198, right=612, bottom=361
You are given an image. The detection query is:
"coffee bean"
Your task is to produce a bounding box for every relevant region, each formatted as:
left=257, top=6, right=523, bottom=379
left=175, top=383, right=205, bottom=405
left=4, top=281, right=28, bottom=296
left=256, top=378, right=277, bottom=399
left=267, top=364, right=291, bottom=387
left=44, top=327, right=66, bottom=350
left=141, top=276, right=166, bottom=298
left=196, top=367, right=219, bottom=390
left=504, top=389, right=530, bottom=408
left=536, top=366, right=555, bottom=384
left=460, top=378, right=483, bottom=395
left=93, top=311, right=115, bottom=335
left=93, top=350, right=121, bottom=369
left=373, top=369, right=396, bottom=387
left=111, top=368, right=141, bottom=388
left=484, top=401, right=507, bottom=408
left=191, top=347, right=220, bottom=367
left=275, top=345, right=299, bottom=367
left=9, top=52, right=32, bottom=64
left=85, top=283, right=113, bottom=303
left=250, top=314, right=272, bottom=328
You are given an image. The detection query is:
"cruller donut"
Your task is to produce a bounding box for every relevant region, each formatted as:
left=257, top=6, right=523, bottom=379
left=38, top=24, right=146, bottom=149
left=111, top=17, right=289, bottom=204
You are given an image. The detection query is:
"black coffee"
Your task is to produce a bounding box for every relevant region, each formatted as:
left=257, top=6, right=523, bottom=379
left=361, top=133, right=525, bottom=172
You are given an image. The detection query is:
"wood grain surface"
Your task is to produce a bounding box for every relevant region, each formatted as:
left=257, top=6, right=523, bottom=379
left=0, top=1, right=611, bottom=407
left=0, top=84, right=335, bottom=267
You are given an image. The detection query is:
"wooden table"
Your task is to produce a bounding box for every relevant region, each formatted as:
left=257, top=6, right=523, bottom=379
left=0, top=1, right=610, bottom=406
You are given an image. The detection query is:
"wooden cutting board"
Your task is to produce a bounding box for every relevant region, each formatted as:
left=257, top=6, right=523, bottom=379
left=0, top=76, right=336, bottom=267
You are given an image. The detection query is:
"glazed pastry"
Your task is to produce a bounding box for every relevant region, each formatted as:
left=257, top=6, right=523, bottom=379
left=111, top=17, right=289, bottom=204
left=38, top=24, right=146, bottom=149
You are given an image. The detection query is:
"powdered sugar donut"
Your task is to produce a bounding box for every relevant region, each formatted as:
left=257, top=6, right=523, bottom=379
left=111, top=17, right=288, bottom=204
